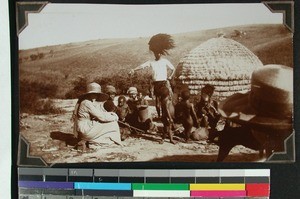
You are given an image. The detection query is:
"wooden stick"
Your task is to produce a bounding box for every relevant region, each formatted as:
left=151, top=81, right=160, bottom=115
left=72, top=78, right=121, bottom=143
left=118, top=120, right=145, bottom=133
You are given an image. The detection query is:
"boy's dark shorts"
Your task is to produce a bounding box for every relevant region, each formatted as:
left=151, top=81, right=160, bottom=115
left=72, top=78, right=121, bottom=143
left=153, top=81, right=167, bottom=96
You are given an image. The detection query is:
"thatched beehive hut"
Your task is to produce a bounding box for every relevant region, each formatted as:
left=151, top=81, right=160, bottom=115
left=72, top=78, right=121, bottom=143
left=176, top=37, right=263, bottom=99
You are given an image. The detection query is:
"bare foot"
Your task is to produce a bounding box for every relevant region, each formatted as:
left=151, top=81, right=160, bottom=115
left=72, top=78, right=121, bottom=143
left=159, top=139, right=164, bottom=144
left=74, top=140, right=87, bottom=152
left=170, top=140, right=177, bottom=144
left=185, top=138, right=192, bottom=143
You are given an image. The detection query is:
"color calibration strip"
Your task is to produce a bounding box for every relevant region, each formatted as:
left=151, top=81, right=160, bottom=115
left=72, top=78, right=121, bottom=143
left=19, top=169, right=270, bottom=198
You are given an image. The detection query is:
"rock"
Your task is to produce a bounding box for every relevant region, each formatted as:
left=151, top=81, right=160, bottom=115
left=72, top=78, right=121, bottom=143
left=19, top=121, right=31, bottom=129
left=20, top=113, right=29, bottom=118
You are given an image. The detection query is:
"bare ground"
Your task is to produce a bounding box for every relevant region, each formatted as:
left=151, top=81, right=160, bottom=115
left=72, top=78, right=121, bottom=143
left=19, top=99, right=261, bottom=164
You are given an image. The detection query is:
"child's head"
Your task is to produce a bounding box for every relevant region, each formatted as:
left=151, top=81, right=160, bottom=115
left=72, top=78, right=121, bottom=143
left=118, top=95, right=126, bottom=107
left=127, top=87, right=138, bottom=100
left=201, top=84, right=215, bottom=98
left=181, top=90, right=190, bottom=101
left=201, top=93, right=211, bottom=108
left=138, top=92, right=144, bottom=99
left=105, top=85, right=117, bottom=100
left=103, top=100, right=117, bottom=112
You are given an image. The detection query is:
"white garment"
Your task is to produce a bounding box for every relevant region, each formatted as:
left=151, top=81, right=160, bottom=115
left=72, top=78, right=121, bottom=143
left=75, top=99, right=121, bottom=145
left=140, top=58, right=175, bottom=81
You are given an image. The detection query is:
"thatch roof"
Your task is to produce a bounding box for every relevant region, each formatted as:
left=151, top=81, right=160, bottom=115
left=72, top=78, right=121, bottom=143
left=176, top=37, right=263, bottom=99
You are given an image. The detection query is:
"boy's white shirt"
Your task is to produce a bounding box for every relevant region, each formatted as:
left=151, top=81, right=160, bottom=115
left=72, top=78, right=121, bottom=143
left=140, top=58, right=175, bottom=81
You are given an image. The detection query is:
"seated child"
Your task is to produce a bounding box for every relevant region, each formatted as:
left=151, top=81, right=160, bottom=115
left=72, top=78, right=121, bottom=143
left=175, top=90, right=199, bottom=142
left=195, top=85, right=221, bottom=143
left=115, top=95, right=132, bottom=140
left=159, top=86, right=176, bottom=144
left=116, top=95, right=129, bottom=122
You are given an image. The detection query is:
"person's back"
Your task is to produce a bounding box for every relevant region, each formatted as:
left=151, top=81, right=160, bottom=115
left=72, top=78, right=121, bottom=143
left=137, top=95, right=150, bottom=123
left=74, top=83, right=121, bottom=148
left=148, top=58, right=174, bottom=82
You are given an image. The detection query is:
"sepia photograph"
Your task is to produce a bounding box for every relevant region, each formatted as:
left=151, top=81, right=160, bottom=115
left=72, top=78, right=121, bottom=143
left=17, top=2, right=294, bottom=165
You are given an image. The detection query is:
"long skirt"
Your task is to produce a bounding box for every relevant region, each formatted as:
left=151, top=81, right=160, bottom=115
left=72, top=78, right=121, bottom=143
left=80, top=121, right=122, bottom=145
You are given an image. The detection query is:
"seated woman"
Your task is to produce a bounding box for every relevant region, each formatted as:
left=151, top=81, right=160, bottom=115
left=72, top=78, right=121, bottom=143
left=73, top=82, right=122, bottom=150
left=125, top=87, right=155, bottom=133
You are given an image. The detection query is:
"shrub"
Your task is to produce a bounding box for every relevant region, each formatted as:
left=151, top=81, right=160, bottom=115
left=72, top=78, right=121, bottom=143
left=35, top=99, right=65, bottom=115
left=29, top=52, right=45, bottom=61
left=38, top=52, right=44, bottom=59
left=19, top=79, right=63, bottom=114
left=65, top=76, right=87, bottom=99
left=65, top=71, right=152, bottom=99
left=30, top=54, right=38, bottom=61
left=93, top=71, right=151, bottom=95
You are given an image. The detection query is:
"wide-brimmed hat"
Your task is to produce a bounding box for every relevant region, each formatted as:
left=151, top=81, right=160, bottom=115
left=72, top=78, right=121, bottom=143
left=127, top=87, right=138, bottom=95
left=81, top=82, right=109, bottom=101
left=218, top=64, right=293, bottom=130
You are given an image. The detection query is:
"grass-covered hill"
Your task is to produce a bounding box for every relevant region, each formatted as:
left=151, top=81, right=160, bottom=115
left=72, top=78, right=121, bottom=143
left=19, top=24, right=293, bottom=98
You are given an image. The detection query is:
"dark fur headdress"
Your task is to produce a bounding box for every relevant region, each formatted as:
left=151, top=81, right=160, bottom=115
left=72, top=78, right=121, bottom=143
left=148, top=33, right=175, bottom=56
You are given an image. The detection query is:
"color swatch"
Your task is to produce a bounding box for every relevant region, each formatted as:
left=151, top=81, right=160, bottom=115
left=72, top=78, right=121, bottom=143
left=18, top=169, right=270, bottom=198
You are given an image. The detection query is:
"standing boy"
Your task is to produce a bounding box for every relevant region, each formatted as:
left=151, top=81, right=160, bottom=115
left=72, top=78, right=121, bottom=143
left=129, top=34, right=175, bottom=118
left=175, top=90, right=199, bottom=142
left=159, top=86, right=176, bottom=144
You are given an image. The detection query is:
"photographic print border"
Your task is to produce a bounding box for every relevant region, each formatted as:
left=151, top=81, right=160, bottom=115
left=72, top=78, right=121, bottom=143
left=11, top=1, right=300, bottom=199
left=14, top=0, right=296, bottom=167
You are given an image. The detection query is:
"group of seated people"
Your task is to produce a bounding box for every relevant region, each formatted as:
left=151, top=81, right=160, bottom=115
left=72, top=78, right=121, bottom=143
left=72, top=82, right=221, bottom=150
left=72, top=65, right=293, bottom=162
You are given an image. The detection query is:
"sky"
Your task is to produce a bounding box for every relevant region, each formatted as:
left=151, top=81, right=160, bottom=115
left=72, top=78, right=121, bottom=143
left=19, top=3, right=282, bottom=50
